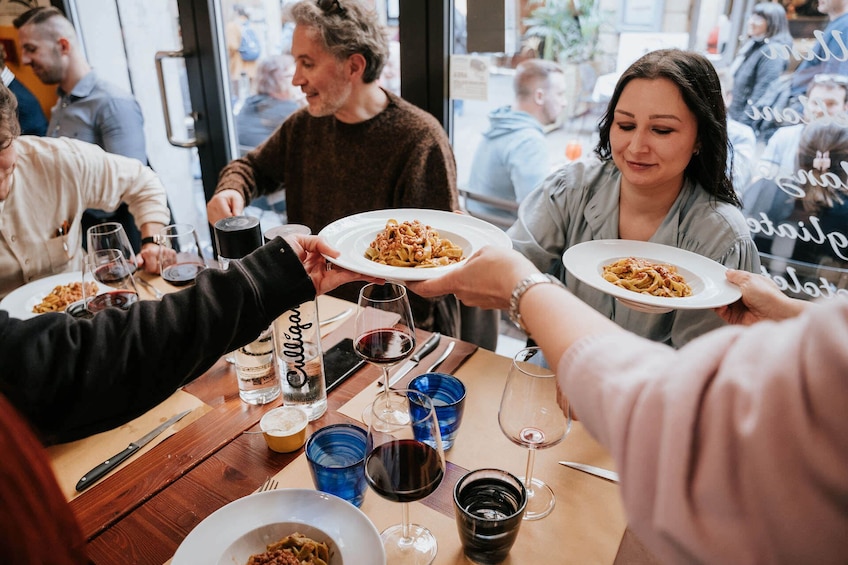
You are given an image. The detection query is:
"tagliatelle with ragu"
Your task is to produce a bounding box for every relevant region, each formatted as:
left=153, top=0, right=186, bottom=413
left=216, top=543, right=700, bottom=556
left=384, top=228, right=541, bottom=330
left=364, top=219, right=464, bottom=268
left=602, top=256, right=692, bottom=298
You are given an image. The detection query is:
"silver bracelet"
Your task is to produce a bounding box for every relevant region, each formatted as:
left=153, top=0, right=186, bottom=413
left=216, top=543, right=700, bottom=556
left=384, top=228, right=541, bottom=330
left=508, top=273, right=565, bottom=335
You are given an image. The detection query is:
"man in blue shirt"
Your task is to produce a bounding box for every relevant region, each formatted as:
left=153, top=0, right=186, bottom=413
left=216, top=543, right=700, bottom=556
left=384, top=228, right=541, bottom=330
left=465, top=59, right=567, bottom=225
left=788, top=0, right=848, bottom=110
left=14, top=6, right=169, bottom=255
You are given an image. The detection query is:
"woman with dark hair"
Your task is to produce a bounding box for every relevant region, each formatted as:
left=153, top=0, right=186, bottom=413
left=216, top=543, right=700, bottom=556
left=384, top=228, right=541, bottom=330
left=727, top=2, right=793, bottom=127
left=509, top=49, right=760, bottom=347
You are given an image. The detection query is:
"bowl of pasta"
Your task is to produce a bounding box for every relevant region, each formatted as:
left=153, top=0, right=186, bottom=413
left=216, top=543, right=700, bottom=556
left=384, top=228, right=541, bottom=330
left=562, top=240, right=742, bottom=313
left=0, top=272, right=96, bottom=320
left=172, top=489, right=385, bottom=565
left=318, top=209, right=512, bottom=281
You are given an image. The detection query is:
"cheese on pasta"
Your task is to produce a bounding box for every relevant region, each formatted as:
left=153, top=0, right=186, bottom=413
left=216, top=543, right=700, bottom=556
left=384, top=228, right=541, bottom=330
left=365, top=219, right=464, bottom=268
left=602, top=257, right=692, bottom=298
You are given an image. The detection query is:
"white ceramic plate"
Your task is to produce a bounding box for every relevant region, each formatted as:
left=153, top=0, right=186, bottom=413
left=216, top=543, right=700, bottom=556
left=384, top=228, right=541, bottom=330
left=171, top=489, right=385, bottom=565
left=317, top=209, right=512, bottom=281
left=562, top=240, right=742, bottom=313
left=0, top=271, right=90, bottom=320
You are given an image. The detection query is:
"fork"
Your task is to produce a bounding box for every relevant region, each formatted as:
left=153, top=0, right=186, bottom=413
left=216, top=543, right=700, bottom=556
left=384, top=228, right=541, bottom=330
left=257, top=477, right=278, bottom=493
left=135, top=277, right=164, bottom=300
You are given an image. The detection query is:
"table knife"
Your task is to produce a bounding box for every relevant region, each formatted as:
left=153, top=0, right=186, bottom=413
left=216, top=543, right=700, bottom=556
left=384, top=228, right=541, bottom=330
left=386, top=332, right=441, bottom=387
left=75, top=409, right=192, bottom=492
left=425, top=340, right=455, bottom=373
left=558, top=461, right=619, bottom=483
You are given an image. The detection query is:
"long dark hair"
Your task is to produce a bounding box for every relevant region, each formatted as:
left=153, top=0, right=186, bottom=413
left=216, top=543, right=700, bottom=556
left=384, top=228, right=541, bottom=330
left=595, top=48, right=742, bottom=207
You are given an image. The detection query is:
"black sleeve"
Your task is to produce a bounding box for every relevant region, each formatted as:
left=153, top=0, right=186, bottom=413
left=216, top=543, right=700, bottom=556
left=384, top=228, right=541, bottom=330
left=0, top=237, right=316, bottom=444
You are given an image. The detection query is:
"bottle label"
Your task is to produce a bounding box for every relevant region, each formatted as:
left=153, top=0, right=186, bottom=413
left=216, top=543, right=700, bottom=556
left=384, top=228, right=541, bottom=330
left=280, top=305, right=314, bottom=389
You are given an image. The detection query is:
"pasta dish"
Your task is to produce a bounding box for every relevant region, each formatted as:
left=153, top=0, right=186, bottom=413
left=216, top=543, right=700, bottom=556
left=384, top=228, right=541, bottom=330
left=602, top=257, right=692, bottom=298
left=32, top=282, right=98, bottom=314
left=246, top=532, right=330, bottom=565
left=365, top=219, right=464, bottom=268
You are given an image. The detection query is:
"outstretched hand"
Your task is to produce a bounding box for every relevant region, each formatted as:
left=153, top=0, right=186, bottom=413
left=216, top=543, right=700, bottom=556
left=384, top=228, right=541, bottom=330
left=407, top=246, right=539, bottom=310
left=286, top=234, right=381, bottom=295
left=714, top=269, right=808, bottom=325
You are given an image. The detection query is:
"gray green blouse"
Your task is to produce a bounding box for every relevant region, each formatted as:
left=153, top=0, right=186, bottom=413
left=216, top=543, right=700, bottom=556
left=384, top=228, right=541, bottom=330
left=509, top=159, right=761, bottom=347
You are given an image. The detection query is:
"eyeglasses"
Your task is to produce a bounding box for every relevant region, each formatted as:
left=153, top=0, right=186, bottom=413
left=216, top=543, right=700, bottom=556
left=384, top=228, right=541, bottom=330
left=316, top=0, right=346, bottom=16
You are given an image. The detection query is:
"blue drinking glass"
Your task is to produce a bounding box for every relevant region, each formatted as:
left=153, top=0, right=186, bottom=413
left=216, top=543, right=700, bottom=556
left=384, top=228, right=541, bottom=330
left=305, top=423, right=368, bottom=507
left=408, top=372, right=467, bottom=450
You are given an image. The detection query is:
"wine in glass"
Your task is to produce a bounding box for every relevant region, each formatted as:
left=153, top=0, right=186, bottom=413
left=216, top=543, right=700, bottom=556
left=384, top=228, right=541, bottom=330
left=82, top=249, right=140, bottom=313
left=498, top=346, right=571, bottom=520
left=86, top=222, right=138, bottom=272
left=158, top=223, right=207, bottom=286
left=354, top=282, right=416, bottom=427
left=365, top=388, right=445, bottom=564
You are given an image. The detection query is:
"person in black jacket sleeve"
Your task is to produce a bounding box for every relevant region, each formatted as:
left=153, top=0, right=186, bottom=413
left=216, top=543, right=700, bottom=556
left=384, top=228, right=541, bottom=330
left=0, top=234, right=374, bottom=445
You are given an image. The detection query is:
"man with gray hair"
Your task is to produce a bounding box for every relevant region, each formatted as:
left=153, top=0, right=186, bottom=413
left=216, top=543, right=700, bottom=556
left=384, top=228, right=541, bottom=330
left=208, top=0, right=460, bottom=337
left=14, top=6, right=168, bottom=257
left=465, top=59, right=567, bottom=225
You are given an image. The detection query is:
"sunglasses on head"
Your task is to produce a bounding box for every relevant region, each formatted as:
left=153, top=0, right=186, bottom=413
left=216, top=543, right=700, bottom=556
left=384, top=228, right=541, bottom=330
left=316, top=0, right=346, bottom=16
left=813, top=73, right=848, bottom=86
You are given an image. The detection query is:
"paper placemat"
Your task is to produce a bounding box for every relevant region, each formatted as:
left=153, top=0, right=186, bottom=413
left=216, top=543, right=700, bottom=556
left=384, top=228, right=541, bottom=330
left=316, top=294, right=355, bottom=337
left=338, top=347, right=627, bottom=564
left=46, top=389, right=209, bottom=501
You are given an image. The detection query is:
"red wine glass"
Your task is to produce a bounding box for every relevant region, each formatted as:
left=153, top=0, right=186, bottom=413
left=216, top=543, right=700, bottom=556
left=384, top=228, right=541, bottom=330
left=82, top=249, right=140, bottom=314
left=365, top=388, right=445, bottom=564
left=498, top=346, right=571, bottom=520
left=86, top=222, right=138, bottom=272
left=157, top=223, right=207, bottom=287
left=354, top=282, right=416, bottom=428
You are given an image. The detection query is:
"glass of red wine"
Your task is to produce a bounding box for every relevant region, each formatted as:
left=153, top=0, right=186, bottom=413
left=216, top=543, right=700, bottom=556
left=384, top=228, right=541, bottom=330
left=82, top=249, right=140, bottom=314
left=157, top=223, right=207, bottom=287
left=354, top=282, right=416, bottom=428
left=498, top=346, right=571, bottom=520
left=86, top=222, right=138, bottom=272
left=364, top=388, right=445, bottom=564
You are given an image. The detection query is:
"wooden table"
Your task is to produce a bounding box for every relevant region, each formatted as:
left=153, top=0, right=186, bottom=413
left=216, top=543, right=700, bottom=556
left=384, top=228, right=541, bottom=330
left=61, top=292, right=659, bottom=564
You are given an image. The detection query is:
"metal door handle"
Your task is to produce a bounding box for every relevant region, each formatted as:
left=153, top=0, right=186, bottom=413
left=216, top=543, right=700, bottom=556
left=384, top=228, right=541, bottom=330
left=155, top=49, right=199, bottom=148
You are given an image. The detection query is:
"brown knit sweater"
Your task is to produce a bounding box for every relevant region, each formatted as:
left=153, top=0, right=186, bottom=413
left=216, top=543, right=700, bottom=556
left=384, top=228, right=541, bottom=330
left=217, top=89, right=458, bottom=232
left=216, top=90, right=460, bottom=333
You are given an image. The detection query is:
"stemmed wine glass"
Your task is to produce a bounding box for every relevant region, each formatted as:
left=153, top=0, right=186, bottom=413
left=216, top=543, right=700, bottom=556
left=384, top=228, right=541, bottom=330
left=86, top=222, right=138, bottom=272
left=364, top=389, right=445, bottom=564
left=354, top=282, right=416, bottom=427
left=498, top=346, right=571, bottom=520
left=157, top=223, right=207, bottom=286
left=82, top=249, right=140, bottom=313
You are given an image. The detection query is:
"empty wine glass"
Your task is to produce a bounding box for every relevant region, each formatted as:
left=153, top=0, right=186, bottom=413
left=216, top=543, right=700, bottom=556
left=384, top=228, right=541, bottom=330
left=87, top=222, right=138, bottom=272
left=498, top=346, right=571, bottom=520
left=365, top=389, right=445, bottom=565
left=354, top=282, right=416, bottom=428
left=157, top=223, right=207, bottom=287
left=82, top=249, right=140, bottom=313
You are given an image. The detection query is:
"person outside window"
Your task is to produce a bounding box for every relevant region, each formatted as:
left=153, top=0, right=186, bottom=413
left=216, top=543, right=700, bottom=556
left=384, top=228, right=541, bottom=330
left=465, top=59, right=567, bottom=225
left=788, top=0, right=848, bottom=109
left=726, top=2, right=792, bottom=129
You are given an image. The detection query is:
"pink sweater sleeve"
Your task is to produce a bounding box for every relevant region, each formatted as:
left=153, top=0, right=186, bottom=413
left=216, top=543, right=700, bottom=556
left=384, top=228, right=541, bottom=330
left=558, top=301, right=848, bottom=564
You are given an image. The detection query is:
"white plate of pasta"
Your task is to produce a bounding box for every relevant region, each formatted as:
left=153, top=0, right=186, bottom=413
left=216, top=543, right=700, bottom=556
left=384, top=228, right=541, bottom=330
left=0, top=271, right=92, bottom=320
left=171, top=488, right=385, bottom=565
left=562, top=240, right=742, bottom=313
left=318, top=209, right=512, bottom=281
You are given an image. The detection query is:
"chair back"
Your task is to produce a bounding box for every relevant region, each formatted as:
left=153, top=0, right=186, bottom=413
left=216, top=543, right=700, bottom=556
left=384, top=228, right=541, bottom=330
left=459, top=189, right=519, bottom=230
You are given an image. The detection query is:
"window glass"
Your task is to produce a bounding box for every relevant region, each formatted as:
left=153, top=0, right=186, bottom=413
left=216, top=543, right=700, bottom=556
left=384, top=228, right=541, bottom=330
left=453, top=0, right=848, bottom=301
